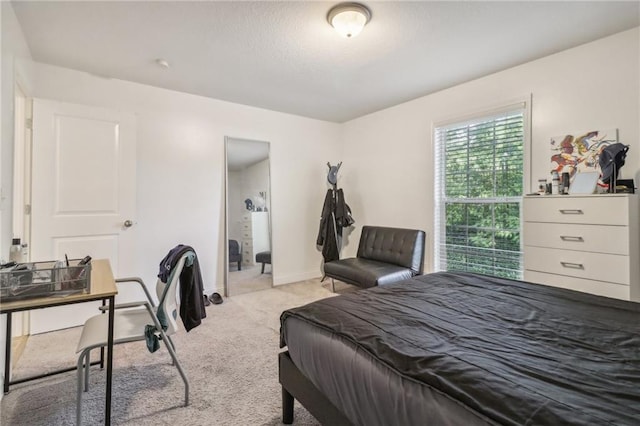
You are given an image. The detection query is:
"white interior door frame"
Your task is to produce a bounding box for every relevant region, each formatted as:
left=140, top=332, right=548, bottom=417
left=11, top=81, right=32, bottom=338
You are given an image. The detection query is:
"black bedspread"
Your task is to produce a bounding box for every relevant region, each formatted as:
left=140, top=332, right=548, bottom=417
left=280, top=272, right=640, bottom=425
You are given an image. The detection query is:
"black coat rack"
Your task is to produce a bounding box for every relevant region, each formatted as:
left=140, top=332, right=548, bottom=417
left=317, top=162, right=354, bottom=264
left=327, top=162, right=341, bottom=254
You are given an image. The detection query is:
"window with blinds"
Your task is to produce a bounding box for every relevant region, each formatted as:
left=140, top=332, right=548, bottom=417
left=434, top=105, right=525, bottom=280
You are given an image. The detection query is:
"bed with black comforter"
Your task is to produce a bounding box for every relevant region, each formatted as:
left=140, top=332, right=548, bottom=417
left=279, top=272, right=640, bottom=425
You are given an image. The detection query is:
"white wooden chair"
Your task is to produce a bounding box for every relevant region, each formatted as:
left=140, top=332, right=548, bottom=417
left=75, top=252, right=192, bottom=424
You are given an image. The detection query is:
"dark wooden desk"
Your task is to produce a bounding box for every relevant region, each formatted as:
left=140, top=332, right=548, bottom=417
left=1, top=259, right=117, bottom=425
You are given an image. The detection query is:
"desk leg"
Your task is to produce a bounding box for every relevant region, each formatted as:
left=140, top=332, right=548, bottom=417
left=3, top=312, right=12, bottom=394
left=105, top=296, right=115, bottom=425
left=100, top=300, right=106, bottom=369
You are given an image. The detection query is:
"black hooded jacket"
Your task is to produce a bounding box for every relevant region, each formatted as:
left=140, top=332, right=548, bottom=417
left=317, top=189, right=354, bottom=263
left=158, top=244, right=206, bottom=332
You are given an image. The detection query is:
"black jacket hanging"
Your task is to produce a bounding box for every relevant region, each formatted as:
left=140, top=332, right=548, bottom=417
left=317, top=188, right=354, bottom=263
left=335, top=188, right=354, bottom=229
left=317, top=189, right=338, bottom=262
left=158, top=244, right=206, bottom=332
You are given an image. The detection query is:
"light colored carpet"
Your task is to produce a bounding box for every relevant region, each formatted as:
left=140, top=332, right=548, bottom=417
left=228, top=264, right=273, bottom=296
left=0, top=278, right=356, bottom=425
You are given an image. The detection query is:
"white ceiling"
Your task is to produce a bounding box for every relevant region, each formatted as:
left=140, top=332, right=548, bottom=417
left=10, top=1, right=640, bottom=123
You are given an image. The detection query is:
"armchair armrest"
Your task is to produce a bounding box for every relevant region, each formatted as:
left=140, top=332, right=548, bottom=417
left=98, top=301, right=150, bottom=312
left=115, top=276, right=156, bottom=307
left=98, top=301, right=164, bottom=333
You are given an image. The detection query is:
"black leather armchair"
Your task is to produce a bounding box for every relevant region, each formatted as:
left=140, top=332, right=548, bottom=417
left=229, top=239, right=242, bottom=270
left=255, top=251, right=271, bottom=274
left=323, top=226, right=425, bottom=291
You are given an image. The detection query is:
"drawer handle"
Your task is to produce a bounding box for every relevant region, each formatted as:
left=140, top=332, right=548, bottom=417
left=560, top=235, right=584, bottom=242
left=559, top=209, right=583, bottom=214
left=560, top=261, right=584, bottom=270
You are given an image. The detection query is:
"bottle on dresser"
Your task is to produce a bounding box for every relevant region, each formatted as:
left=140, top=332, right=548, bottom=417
left=551, top=171, right=560, bottom=195
left=9, top=238, right=23, bottom=263
left=561, top=172, right=571, bottom=194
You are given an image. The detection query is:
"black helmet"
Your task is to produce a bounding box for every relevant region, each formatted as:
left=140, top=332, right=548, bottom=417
left=599, top=143, right=629, bottom=184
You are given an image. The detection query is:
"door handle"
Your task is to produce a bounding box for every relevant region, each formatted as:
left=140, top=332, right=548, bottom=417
left=123, top=220, right=133, bottom=228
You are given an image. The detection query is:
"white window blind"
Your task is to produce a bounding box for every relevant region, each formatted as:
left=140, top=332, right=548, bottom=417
left=434, top=105, right=525, bottom=280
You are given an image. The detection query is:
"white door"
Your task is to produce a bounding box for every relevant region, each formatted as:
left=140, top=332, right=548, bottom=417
left=30, top=99, right=136, bottom=333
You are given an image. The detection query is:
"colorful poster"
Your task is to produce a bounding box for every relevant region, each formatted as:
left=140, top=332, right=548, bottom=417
left=550, top=129, right=618, bottom=180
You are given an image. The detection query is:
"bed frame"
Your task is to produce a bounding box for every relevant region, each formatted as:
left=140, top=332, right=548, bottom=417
left=278, top=351, right=352, bottom=425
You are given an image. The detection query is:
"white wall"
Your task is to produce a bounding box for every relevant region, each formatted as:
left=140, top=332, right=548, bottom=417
left=341, top=27, right=640, bottom=272
left=22, top=60, right=341, bottom=291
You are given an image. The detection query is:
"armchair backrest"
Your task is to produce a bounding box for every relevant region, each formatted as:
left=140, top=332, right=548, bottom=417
left=357, top=226, right=426, bottom=275
left=229, top=240, right=240, bottom=255
left=156, top=251, right=192, bottom=335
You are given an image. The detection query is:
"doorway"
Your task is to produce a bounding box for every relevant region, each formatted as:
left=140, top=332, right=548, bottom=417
left=224, top=137, right=272, bottom=296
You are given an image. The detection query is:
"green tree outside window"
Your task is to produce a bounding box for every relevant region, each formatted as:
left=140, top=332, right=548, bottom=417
left=436, top=110, right=524, bottom=280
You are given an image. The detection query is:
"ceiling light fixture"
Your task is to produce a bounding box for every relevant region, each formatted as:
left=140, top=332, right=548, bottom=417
left=155, top=58, right=170, bottom=69
left=327, top=2, right=371, bottom=38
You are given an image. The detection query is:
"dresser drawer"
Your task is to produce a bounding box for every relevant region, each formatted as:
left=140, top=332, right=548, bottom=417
left=241, top=213, right=251, bottom=222
left=523, top=222, right=629, bottom=255
left=523, top=196, right=628, bottom=225
left=524, top=270, right=630, bottom=300
left=524, top=246, right=629, bottom=285
left=242, top=239, right=253, bottom=249
left=241, top=230, right=252, bottom=239
left=241, top=221, right=252, bottom=232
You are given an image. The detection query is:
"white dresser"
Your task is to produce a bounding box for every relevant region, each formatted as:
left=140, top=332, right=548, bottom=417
left=240, top=212, right=270, bottom=266
left=523, top=194, right=639, bottom=301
